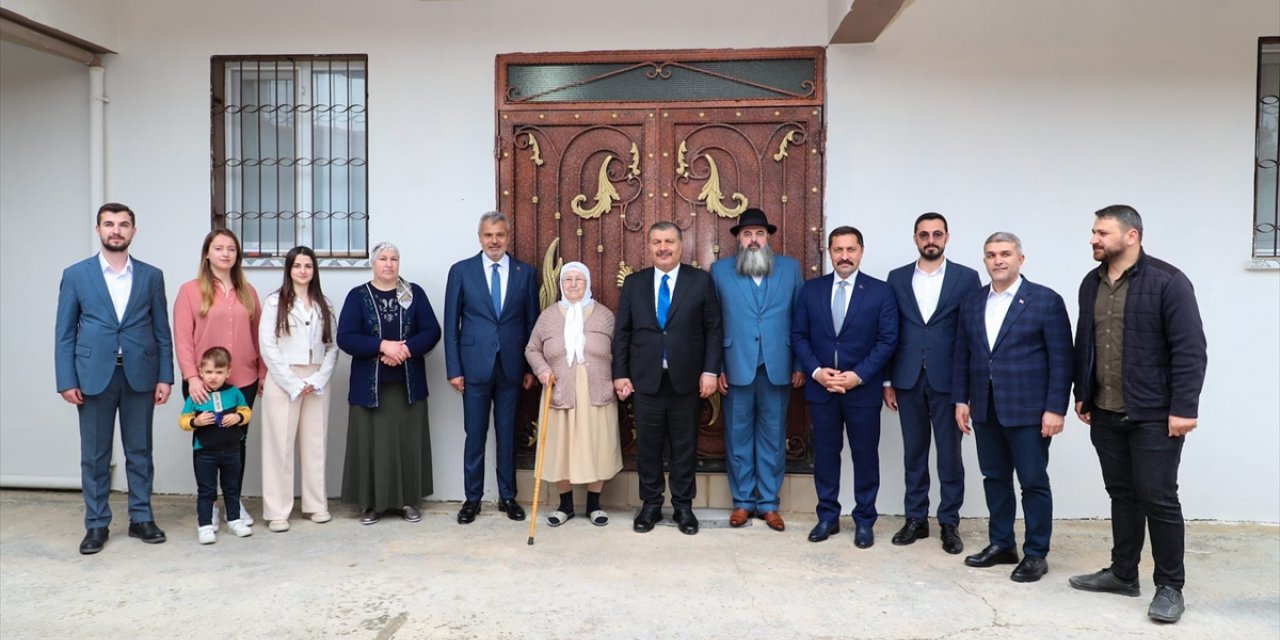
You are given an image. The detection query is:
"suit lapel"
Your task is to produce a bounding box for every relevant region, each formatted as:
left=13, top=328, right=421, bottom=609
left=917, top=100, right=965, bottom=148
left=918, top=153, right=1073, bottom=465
left=664, top=265, right=692, bottom=321
left=84, top=256, right=120, bottom=327
left=733, top=265, right=758, bottom=311
left=838, top=273, right=868, bottom=335
left=639, top=268, right=659, bottom=327
left=992, top=282, right=1031, bottom=353
left=895, top=268, right=925, bottom=325
left=120, top=262, right=145, bottom=323
left=504, top=259, right=528, bottom=322
left=933, top=261, right=962, bottom=323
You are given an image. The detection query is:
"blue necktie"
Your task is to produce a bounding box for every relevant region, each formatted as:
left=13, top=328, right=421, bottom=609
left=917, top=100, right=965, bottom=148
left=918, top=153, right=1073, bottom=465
left=657, top=274, right=671, bottom=329
left=491, top=263, right=502, bottom=317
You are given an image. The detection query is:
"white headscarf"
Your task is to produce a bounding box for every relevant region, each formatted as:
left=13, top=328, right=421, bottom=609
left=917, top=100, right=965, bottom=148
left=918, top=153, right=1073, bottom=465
left=371, top=241, right=413, bottom=309
left=557, top=262, right=594, bottom=365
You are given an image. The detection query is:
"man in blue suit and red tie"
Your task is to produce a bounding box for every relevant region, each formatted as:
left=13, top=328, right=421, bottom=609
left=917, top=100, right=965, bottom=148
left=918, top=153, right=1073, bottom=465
left=444, top=211, right=539, bottom=525
left=952, top=231, right=1073, bottom=583
left=55, top=203, right=174, bottom=554
left=793, top=226, right=899, bottom=548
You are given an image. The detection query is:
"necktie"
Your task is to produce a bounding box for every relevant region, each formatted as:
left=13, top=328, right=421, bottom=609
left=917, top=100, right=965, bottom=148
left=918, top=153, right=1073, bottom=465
left=491, top=263, right=502, bottom=316
left=657, top=274, right=671, bottom=329
left=832, top=280, right=847, bottom=332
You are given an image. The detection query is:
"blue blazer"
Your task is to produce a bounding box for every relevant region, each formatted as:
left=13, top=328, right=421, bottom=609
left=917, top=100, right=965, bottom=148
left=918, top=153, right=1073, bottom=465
left=55, top=255, right=174, bottom=396
left=710, top=254, right=803, bottom=386
left=792, top=272, right=899, bottom=408
left=443, top=252, right=539, bottom=385
left=952, top=278, right=1074, bottom=427
left=336, top=282, right=441, bottom=408
left=886, top=260, right=982, bottom=392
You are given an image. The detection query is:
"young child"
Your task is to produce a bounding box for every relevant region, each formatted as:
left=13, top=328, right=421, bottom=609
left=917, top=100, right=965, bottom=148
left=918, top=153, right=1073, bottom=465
left=179, top=346, right=254, bottom=544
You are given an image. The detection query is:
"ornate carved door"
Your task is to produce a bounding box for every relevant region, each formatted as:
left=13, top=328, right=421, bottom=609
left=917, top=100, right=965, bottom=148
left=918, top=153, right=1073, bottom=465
left=496, top=49, right=825, bottom=472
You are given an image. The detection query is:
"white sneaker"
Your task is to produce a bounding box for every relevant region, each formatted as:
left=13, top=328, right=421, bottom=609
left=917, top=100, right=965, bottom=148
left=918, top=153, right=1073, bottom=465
left=211, top=503, right=221, bottom=527
left=268, top=519, right=290, bottom=533
left=197, top=525, right=217, bottom=544
left=239, top=500, right=254, bottom=526
left=227, top=519, right=253, bottom=538
left=310, top=512, right=332, bottom=524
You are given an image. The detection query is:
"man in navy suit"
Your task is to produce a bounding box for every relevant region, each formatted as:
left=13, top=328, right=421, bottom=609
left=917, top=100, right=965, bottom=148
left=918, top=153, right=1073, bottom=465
left=613, top=221, right=722, bottom=535
left=883, top=213, right=981, bottom=554
left=792, top=226, right=898, bottom=548
left=953, top=232, right=1073, bottom=583
left=55, top=203, right=174, bottom=554
left=710, top=208, right=805, bottom=532
left=444, top=211, right=538, bottom=524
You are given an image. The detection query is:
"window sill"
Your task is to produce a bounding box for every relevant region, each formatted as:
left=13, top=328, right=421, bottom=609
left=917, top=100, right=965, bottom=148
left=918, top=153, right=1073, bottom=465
left=244, top=257, right=370, bottom=269
left=1246, top=258, right=1280, bottom=271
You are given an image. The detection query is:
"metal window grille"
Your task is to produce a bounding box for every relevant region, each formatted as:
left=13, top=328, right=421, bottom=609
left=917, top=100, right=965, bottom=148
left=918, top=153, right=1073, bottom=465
left=1256, top=38, right=1279, bottom=258
left=212, top=55, right=368, bottom=260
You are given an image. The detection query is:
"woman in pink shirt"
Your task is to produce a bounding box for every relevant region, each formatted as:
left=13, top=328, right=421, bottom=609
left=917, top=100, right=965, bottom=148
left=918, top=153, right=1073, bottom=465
left=174, top=229, right=264, bottom=525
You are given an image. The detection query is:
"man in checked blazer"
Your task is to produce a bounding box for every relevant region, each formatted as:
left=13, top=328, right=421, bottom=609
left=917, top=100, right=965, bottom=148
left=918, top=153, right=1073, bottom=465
left=55, top=203, right=174, bottom=554
left=953, top=231, right=1073, bottom=584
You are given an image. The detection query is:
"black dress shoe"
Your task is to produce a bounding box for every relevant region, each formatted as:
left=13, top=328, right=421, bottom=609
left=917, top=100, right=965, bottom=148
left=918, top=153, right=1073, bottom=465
left=1148, top=585, right=1185, bottom=623
left=807, top=520, right=840, bottom=542
left=1068, top=568, right=1141, bottom=597
left=497, top=498, right=526, bottom=521
left=1010, top=556, right=1048, bottom=583
left=891, top=518, right=929, bottom=545
left=457, top=501, right=480, bottom=524
left=940, top=524, right=964, bottom=555
left=964, top=544, right=1019, bottom=568
left=633, top=504, right=663, bottom=533
left=79, top=527, right=108, bottom=555
left=128, top=521, right=166, bottom=544
left=854, top=523, right=874, bottom=549
left=673, top=508, right=699, bottom=535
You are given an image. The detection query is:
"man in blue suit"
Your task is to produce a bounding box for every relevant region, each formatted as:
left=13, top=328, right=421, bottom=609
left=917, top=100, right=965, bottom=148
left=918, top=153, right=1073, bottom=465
left=55, top=203, right=174, bottom=554
left=953, top=231, right=1073, bottom=583
left=793, top=226, right=898, bottom=548
left=710, top=208, right=805, bottom=532
left=444, top=211, right=539, bottom=524
left=883, top=212, right=981, bottom=554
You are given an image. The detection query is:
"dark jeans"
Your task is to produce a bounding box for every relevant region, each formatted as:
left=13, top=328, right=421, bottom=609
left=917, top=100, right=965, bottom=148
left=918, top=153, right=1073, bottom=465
left=183, top=380, right=257, bottom=490
left=1090, top=409, right=1186, bottom=589
left=194, top=448, right=243, bottom=527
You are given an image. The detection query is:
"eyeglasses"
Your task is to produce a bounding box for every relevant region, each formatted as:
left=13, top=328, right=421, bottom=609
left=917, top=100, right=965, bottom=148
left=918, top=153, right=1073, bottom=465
left=916, top=230, right=946, bottom=240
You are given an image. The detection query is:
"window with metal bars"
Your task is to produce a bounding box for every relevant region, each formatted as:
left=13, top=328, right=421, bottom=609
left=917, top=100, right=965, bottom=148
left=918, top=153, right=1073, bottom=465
left=1256, top=38, right=1279, bottom=260
left=212, top=55, right=368, bottom=263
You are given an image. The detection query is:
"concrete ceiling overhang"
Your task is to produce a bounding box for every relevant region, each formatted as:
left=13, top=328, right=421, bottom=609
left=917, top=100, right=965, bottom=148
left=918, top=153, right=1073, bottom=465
left=829, top=0, right=912, bottom=44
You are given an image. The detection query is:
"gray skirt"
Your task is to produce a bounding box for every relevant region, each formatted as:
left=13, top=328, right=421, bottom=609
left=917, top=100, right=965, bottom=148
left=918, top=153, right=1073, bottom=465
left=341, top=383, right=433, bottom=511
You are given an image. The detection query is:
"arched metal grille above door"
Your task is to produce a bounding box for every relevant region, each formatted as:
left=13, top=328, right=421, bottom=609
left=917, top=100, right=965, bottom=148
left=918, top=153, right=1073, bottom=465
left=496, top=48, right=825, bottom=473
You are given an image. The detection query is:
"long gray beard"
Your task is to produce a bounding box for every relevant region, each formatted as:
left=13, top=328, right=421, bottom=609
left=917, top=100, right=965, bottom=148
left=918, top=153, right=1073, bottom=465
left=736, top=244, right=774, bottom=277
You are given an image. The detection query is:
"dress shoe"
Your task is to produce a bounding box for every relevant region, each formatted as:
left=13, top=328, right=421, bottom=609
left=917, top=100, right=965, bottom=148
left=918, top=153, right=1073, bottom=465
left=891, top=518, right=929, bottom=545
left=360, top=509, right=381, bottom=525
left=79, top=527, right=108, bottom=555
left=807, top=520, right=840, bottom=542
left=402, top=505, right=422, bottom=523
left=673, top=508, right=699, bottom=535
left=1010, top=556, right=1048, bottom=583
left=633, top=504, right=663, bottom=533
left=854, top=523, right=875, bottom=549
left=729, top=508, right=752, bottom=528
left=457, top=501, right=480, bottom=524
left=1148, top=585, right=1185, bottom=623
left=940, top=524, right=964, bottom=555
left=1068, top=568, right=1141, bottom=597
left=760, top=511, right=785, bottom=532
left=964, top=544, right=1019, bottom=568
left=497, top=498, right=526, bottom=521
left=128, top=521, right=166, bottom=544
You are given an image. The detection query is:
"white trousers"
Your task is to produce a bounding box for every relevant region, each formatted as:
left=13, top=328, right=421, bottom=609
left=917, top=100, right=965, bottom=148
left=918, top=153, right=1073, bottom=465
left=260, top=364, right=329, bottom=521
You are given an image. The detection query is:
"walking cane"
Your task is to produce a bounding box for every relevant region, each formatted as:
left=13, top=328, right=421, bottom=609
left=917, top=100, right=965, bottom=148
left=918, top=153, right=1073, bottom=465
left=528, top=377, right=554, bottom=545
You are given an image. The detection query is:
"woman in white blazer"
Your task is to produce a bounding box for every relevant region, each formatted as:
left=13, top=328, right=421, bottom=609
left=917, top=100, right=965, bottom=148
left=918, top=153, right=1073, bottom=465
left=258, top=246, right=339, bottom=532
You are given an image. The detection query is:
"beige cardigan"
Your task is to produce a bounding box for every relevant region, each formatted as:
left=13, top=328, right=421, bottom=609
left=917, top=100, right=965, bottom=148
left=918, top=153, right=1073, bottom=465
left=524, top=304, right=616, bottom=409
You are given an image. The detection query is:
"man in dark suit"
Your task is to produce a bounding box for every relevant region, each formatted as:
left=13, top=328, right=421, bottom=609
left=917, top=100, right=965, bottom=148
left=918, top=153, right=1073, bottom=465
left=613, top=221, right=722, bottom=535
left=792, top=226, right=899, bottom=549
left=953, top=231, right=1073, bottom=583
left=444, top=211, right=539, bottom=524
left=883, top=212, right=981, bottom=554
left=55, top=203, right=174, bottom=554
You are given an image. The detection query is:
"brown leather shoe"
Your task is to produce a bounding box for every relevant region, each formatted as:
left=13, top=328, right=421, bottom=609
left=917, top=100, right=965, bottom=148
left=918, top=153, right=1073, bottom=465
left=729, top=508, right=752, bottom=527
left=760, top=511, right=785, bottom=532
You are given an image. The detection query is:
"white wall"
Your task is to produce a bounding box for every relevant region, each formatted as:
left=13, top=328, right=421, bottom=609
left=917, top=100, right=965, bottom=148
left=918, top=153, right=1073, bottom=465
left=827, top=0, right=1280, bottom=521
left=0, top=40, right=93, bottom=486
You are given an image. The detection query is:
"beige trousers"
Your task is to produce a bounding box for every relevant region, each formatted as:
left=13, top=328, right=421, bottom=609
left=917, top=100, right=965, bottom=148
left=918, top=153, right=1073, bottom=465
left=260, top=364, right=329, bottom=521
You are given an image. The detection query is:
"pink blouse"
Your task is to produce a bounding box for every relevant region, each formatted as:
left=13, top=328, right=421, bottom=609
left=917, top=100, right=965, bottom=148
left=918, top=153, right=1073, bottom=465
left=173, top=279, right=265, bottom=388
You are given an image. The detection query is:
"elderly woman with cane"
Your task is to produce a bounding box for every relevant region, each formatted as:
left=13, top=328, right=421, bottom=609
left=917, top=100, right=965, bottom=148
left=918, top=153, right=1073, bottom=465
left=524, top=262, right=623, bottom=527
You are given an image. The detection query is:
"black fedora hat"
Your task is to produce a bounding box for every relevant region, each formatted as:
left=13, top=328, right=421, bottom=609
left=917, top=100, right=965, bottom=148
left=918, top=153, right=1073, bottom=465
left=729, top=208, right=777, bottom=235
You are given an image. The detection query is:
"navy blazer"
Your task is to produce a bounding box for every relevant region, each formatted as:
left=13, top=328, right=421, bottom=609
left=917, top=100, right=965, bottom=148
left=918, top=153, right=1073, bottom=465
left=55, top=255, right=174, bottom=396
left=792, top=272, right=899, bottom=408
left=710, top=254, right=803, bottom=386
left=336, top=282, right=441, bottom=408
left=443, top=252, right=539, bottom=386
left=952, top=278, right=1074, bottom=427
left=886, top=260, right=982, bottom=392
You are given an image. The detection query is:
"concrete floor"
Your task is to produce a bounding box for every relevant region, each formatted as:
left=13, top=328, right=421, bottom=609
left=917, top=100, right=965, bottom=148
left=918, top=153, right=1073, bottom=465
left=1, top=490, right=1277, bottom=640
